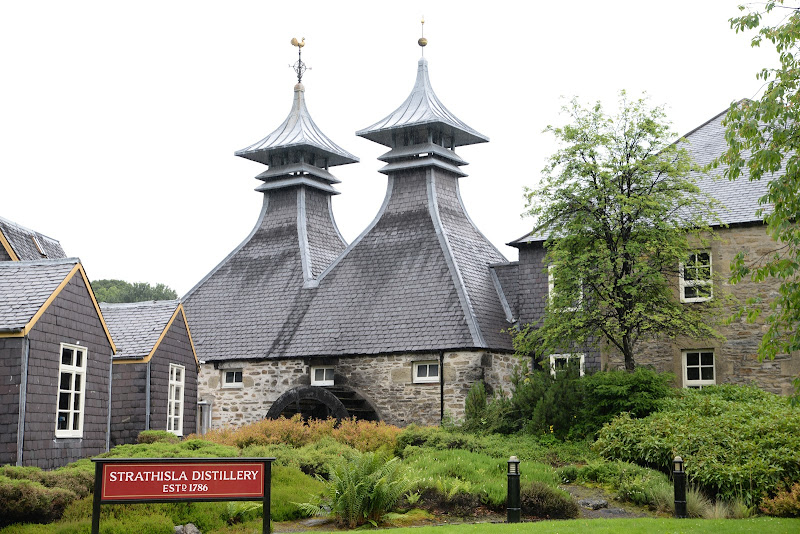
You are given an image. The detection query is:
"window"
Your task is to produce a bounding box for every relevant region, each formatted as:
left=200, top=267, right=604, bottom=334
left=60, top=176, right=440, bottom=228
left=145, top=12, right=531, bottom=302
left=548, top=264, right=581, bottom=311
left=222, top=369, right=243, bottom=388
left=311, top=366, right=335, bottom=386
left=413, top=361, right=440, bottom=384
left=680, top=252, right=712, bottom=302
left=56, top=343, right=86, bottom=438
left=549, top=353, right=585, bottom=377
left=683, top=350, right=715, bottom=388
left=167, top=364, right=185, bottom=435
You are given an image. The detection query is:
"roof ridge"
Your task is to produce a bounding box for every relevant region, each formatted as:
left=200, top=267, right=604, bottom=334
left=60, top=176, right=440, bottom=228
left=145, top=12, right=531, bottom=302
left=0, top=257, right=79, bottom=268
left=0, top=215, right=63, bottom=244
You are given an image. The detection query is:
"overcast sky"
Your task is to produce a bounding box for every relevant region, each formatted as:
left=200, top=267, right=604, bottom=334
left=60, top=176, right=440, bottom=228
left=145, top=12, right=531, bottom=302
left=0, top=1, right=778, bottom=295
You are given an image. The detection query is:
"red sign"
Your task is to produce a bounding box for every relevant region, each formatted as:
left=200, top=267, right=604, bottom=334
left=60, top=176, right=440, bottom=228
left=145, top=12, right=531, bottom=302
left=100, top=462, right=264, bottom=500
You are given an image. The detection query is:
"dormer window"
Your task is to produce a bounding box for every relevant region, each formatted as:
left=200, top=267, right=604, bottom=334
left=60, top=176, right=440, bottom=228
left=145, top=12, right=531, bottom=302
left=32, top=235, right=46, bottom=257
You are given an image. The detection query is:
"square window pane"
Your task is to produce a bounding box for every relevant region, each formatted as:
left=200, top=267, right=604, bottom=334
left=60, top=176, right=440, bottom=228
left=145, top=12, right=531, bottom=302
left=684, top=286, right=698, bottom=299
left=58, top=413, right=68, bottom=430
left=417, top=365, right=428, bottom=378
left=428, top=364, right=439, bottom=377
left=701, top=367, right=714, bottom=380
left=59, top=392, right=70, bottom=410
left=684, top=268, right=697, bottom=281
left=74, top=374, right=81, bottom=392
left=324, top=369, right=334, bottom=380
left=235, top=371, right=242, bottom=382
left=697, top=253, right=710, bottom=264
left=72, top=413, right=80, bottom=430
left=701, top=352, right=714, bottom=366
left=60, top=372, right=71, bottom=390
left=73, top=393, right=80, bottom=411
left=687, top=368, right=700, bottom=380
left=314, top=369, right=325, bottom=381
left=687, top=352, right=699, bottom=366
left=62, top=348, right=73, bottom=366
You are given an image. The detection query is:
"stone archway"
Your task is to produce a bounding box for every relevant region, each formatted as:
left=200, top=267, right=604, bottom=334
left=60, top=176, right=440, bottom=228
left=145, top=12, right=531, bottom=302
left=266, top=385, right=380, bottom=421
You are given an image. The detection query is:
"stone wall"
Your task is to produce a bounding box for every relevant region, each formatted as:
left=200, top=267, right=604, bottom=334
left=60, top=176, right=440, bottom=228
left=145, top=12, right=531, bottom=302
left=198, top=350, right=520, bottom=430
left=603, top=225, right=799, bottom=395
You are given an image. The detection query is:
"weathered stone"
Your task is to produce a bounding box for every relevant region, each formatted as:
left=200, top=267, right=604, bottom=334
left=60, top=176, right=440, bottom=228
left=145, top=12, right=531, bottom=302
left=579, top=498, right=608, bottom=510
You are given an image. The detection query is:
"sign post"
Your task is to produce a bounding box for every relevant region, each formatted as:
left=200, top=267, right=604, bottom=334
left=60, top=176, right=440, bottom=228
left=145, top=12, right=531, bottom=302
left=91, top=457, right=274, bottom=534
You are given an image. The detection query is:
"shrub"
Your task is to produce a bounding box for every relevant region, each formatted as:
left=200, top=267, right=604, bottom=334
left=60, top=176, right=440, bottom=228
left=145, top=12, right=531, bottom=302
left=594, top=384, right=800, bottom=506
left=761, top=482, right=800, bottom=517
left=97, top=514, right=174, bottom=534
left=520, top=481, right=579, bottom=519
left=299, top=452, right=411, bottom=528
left=0, top=476, right=77, bottom=526
left=578, top=367, right=674, bottom=437
left=462, top=381, right=489, bottom=432
left=137, top=430, right=180, bottom=444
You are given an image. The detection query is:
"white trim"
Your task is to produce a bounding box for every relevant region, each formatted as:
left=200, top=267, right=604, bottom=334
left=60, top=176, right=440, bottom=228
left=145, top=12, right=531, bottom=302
left=413, top=360, right=440, bottom=384
left=222, top=369, right=243, bottom=389
left=167, top=364, right=185, bottom=436
left=549, top=353, right=585, bottom=377
left=680, top=252, right=713, bottom=303
left=55, top=343, right=87, bottom=438
left=311, top=366, right=335, bottom=386
left=682, top=349, right=715, bottom=388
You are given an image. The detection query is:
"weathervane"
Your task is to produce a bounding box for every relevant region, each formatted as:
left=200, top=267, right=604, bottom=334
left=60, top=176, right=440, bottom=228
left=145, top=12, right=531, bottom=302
left=418, top=16, right=427, bottom=55
left=290, top=37, right=307, bottom=83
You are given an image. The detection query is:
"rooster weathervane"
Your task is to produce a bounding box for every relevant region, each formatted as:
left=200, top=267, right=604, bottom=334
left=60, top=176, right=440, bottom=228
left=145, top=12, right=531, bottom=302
left=290, top=37, right=307, bottom=83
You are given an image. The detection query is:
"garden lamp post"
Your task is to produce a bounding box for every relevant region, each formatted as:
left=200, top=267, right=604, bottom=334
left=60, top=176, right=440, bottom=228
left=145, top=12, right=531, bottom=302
left=507, top=456, right=521, bottom=523
left=673, top=456, right=687, bottom=518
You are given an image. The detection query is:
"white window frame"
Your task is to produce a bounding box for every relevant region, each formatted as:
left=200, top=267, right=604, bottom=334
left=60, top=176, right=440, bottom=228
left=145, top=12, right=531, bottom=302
left=413, top=361, right=440, bottom=384
left=222, top=369, right=243, bottom=389
left=549, top=353, right=585, bottom=377
left=55, top=343, right=87, bottom=438
left=548, top=264, right=581, bottom=311
left=310, top=366, right=335, bottom=386
left=680, top=252, right=713, bottom=303
left=167, top=364, right=185, bottom=436
left=682, top=350, right=716, bottom=389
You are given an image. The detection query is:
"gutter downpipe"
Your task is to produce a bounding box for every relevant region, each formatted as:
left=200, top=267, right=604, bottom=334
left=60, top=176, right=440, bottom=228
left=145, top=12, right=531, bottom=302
left=145, top=361, right=151, bottom=430
left=439, top=350, right=445, bottom=424
left=17, top=336, right=30, bottom=466
left=106, top=355, right=112, bottom=452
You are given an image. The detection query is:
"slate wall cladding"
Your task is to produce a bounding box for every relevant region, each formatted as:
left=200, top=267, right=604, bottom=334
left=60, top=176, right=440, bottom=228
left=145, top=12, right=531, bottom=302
left=606, top=225, right=800, bottom=395
left=110, top=363, right=146, bottom=446
left=304, top=188, right=347, bottom=277
left=148, top=310, right=197, bottom=436
left=0, top=338, right=23, bottom=465
left=0, top=246, right=12, bottom=261
left=23, top=274, right=112, bottom=469
left=198, top=351, right=521, bottom=429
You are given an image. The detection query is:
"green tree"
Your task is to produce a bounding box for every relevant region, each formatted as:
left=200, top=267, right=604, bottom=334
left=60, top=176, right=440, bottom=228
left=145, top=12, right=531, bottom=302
left=720, top=2, right=800, bottom=378
left=521, top=92, right=720, bottom=371
left=92, top=279, right=178, bottom=303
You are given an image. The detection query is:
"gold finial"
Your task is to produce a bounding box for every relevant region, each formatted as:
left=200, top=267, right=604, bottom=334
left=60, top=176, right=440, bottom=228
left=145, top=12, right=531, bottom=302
left=418, top=16, right=427, bottom=51
left=290, top=37, right=307, bottom=84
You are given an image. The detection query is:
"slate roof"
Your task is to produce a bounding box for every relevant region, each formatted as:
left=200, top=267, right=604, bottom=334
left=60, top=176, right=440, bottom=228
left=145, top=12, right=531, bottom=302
left=0, top=215, right=66, bottom=261
left=185, top=56, right=513, bottom=362
left=100, top=300, right=182, bottom=360
left=236, top=83, right=359, bottom=168
left=509, top=107, right=776, bottom=246
left=0, top=258, right=79, bottom=332
left=357, top=57, right=489, bottom=148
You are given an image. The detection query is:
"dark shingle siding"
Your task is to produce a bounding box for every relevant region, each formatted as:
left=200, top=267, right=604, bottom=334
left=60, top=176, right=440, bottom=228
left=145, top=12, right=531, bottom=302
left=491, top=262, right=519, bottom=320
left=0, top=338, right=23, bottom=466
left=23, top=273, right=113, bottom=469
left=305, top=189, right=347, bottom=277
left=110, top=363, right=147, bottom=446
left=0, top=246, right=11, bottom=261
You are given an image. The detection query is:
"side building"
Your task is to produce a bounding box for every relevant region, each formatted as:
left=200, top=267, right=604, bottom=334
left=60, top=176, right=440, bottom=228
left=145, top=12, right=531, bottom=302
left=101, top=300, right=199, bottom=445
left=500, top=107, right=799, bottom=395
left=0, top=258, right=115, bottom=468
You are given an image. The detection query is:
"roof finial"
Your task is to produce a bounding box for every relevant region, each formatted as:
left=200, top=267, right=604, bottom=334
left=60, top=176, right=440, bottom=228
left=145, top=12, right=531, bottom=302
left=290, top=37, right=307, bottom=84
left=418, top=16, right=427, bottom=55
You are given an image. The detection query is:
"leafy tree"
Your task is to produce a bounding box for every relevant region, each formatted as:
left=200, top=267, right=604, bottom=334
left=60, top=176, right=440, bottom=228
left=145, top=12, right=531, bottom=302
left=92, top=279, right=177, bottom=303
left=719, top=2, right=800, bottom=377
left=521, top=92, right=720, bottom=371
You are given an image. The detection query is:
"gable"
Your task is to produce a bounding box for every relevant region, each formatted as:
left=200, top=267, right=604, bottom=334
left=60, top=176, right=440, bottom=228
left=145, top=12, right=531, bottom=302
left=0, top=216, right=66, bottom=261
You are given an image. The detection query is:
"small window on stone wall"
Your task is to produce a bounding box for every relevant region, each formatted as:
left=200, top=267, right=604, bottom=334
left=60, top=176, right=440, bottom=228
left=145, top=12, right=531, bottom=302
left=413, top=361, right=440, bottom=384
left=222, top=369, right=243, bottom=388
left=311, top=366, right=335, bottom=386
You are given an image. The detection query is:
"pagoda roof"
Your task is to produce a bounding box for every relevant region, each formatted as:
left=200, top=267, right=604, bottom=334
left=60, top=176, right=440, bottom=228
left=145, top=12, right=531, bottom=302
left=236, top=83, right=359, bottom=168
left=357, top=57, right=488, bottom=148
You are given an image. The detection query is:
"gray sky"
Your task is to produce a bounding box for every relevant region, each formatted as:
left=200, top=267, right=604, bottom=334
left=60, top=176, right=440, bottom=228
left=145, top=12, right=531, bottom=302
left=0, top=1, right=777, bottom=295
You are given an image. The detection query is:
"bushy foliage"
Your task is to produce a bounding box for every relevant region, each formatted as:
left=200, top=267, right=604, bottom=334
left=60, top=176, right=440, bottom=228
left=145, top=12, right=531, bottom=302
left=195, top=414, right=400, bottom=452
left=299, top=452, right=411, bottom=528
left=520, top=481, right=579, bottom=519
left=243, top=437, right=360, bottom=478
left=594, top=385, right=800, bottom=505
left=98, top=439, right=239, bottom=459
left=136, top=430, right=180, bottom=444
left=761, top=482, right=800, bottom=517
left=92, top=279, right=177, bottom=303
left=0, top=476, right=77, bottom=526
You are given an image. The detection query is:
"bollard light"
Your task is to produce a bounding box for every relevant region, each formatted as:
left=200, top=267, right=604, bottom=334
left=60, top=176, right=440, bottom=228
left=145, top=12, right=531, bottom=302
left=507, top=456, right=521, bottom=523
left=673, top=455, right=687, bottom=519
